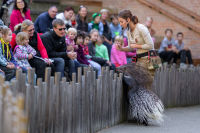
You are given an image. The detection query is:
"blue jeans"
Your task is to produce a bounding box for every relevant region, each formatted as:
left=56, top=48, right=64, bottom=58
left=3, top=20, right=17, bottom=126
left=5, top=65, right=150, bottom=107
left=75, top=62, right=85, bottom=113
left=51, top=58, right=65, bottom=78
left=21, top=67, right=37, bottom=85
left=65, top=59, right=80, bottom=79
left=88, top=60, right=101, bottom=76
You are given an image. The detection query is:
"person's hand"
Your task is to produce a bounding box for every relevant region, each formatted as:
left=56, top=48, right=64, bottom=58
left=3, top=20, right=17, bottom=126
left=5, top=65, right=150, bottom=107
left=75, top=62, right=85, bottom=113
left=67, top=52, right=77, bottom=60
left=7, top=62, right=14, bottom=65
left=89, top=64, right=92, bottom=67
left=107, top=61, right=111, bottom=66
left=27, top=67, right=31, bottom=69
left=0, top=69, right=5, bottom=74
left=28, top=54, right=33, bottom=60
left=115, top=44, right=123, bottom=51
left=74, top=45, right=78, bottom=50
left=17, top=66, right=21, bottom=70
left=44, top=58, right=52, bottom=65
left=67, top=45, right=74, bottom=52
left=109, top=40, right=113, bottom=45
left=7, top=63, right=15, bottom=69
left=184, top=47, right=189, bottom=51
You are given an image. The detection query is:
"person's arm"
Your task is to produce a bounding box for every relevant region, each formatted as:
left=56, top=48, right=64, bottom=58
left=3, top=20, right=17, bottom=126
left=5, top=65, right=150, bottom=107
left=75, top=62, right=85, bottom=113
left=41, top=35, right=69, bottom=59
left=27, top=45, right=36, bottom=56
left=0, top=47, right=7, bottom=66
left=36, top=33, right=49, bottom=59
left=14, top=47, right=29, bottom=60
left=9, top=11, right=20, bottom=32
left=10, top=33, right=17, bottom=50
left=149, top=28, right=156, bottom=36
left=129, top=26, right=154, bottom=50
left=10, top=50, right=19, bottom=67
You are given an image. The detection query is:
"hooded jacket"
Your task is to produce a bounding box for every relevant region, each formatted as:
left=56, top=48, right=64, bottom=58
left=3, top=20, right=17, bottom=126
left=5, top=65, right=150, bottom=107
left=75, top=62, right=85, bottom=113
left=109, top=23, right=122, bottom=39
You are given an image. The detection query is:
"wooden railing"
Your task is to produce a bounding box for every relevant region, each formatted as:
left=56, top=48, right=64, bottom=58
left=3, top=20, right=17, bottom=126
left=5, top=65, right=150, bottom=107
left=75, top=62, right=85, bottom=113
left=152, top=63, right=200, bottom=108
left=137, top=0, right=200, bottom=34
left=161, top=0, right=200, bottom=21
left=0, top=67, right=126, bottom=133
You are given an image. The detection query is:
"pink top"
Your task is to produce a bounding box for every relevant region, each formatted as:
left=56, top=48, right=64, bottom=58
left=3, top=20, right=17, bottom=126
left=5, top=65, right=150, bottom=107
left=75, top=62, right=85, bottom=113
left=10, top=9, right=32, bottom=32
left=111, top=44, right=127, bottom=65
left=124, top=38, right=137, bottom=57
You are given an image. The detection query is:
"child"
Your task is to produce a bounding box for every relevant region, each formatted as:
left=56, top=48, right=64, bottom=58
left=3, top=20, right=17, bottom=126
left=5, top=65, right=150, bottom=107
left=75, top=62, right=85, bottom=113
left=13, top=32, right=37, bottom=74
left=88, top=13, right=103, bottom=35
left=70, top=13, right=77, bottom=28
left=65, top=28, right=78, bottom=52
left=0, top=28, right=16, bottom=81
left=173, top=32, right=193, bottom=68
left=109, top=15, right=122, bottom=42
left=81, top=32, right=101, bottom=76
left=111, top=35, right=127, bottom=67
left=74, top=31, right=98, bottom=76
left=95, top=35, right=109, bottom=61
left=88, top=29, right=115, bottom=71
left=158, top=28, right=177, bottom=64
left=144, top=17, right=156, bottom=43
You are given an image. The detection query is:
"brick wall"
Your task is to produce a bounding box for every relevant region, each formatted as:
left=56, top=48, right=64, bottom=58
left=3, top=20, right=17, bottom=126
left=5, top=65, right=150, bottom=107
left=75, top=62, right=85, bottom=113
left=100, top=0, right=200, bottom=58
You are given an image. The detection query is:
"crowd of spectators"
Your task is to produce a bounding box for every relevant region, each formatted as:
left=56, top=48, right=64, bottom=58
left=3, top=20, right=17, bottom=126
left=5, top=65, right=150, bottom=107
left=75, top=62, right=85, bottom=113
left=0, top=0, right=194, bottom=82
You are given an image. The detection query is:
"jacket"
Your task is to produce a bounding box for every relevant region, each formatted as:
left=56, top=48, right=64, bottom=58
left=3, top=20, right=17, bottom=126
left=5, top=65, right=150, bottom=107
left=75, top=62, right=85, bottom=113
left=95, top=44, right=109, bottom=61
left=41, top=30, right=69, bottom=59
left=56, top=12, right=72, bottom=26
left=10, top=29, right=49, bottom=59
left=76, top=45, right=90, bottom=65
left=88, top=21, right=103, bottom=35
left=34, top=12, right=55, bottom=33
left=102, top=20, right=111, bottom=40
left=76, top=14, right=88, bottom=32
left=13, top=44, right=36, bottom=67
left=111, top=44, right=127, bottom=65
left=9, top=9, right=32, bottom=32
left=0, top=43, right=7, bottom=66
left=109, top=23, right=122, bottom=39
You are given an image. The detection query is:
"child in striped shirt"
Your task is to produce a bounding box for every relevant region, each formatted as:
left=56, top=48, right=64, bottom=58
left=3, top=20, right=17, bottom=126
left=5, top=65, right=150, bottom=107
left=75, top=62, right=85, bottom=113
left=65, top=28, right=78, bottom=52
left=13, top=32, right=36, bottom=72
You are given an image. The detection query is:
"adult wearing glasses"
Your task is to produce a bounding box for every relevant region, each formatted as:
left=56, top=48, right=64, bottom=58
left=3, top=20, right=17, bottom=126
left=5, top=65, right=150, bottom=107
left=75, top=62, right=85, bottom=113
left=34, top=6, right=58, bottom=34
left=9, top=0, right=32, bottom=32
left=10, top=20, right=55, bottom=81
left=41, top=19, right=80, bottom=80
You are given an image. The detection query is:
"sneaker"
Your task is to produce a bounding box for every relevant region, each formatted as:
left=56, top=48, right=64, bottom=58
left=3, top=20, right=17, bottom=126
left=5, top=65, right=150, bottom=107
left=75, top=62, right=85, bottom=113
left=189, top=64, right=194, bottom=68
left=180, top=63, right=187, bottom=69
left=2, top=4, right=8, bottom=9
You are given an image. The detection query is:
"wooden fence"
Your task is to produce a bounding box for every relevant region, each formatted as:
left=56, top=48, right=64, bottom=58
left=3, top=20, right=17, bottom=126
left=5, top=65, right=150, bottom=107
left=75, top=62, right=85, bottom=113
left=0, top=67, right=127, bottom=133
left=151, top=63, right=200, bottom=108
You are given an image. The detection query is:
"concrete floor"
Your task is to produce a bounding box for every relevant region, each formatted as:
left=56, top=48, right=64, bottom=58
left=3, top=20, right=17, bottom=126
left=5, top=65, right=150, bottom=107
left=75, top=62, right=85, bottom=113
left=99, top=105, right=200, bottom=133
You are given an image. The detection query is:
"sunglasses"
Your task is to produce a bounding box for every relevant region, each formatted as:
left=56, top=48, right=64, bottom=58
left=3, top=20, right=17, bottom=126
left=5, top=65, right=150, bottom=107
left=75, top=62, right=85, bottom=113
left=57, top=28, right=66, bottom=31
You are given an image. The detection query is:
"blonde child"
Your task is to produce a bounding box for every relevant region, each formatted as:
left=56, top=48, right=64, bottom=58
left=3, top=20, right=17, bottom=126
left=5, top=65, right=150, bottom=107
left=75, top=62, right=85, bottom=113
left=13, top=32, right=37, bottom=84
left=111, top=35, right=127, bottom=67
left=13, top=32, right=36, bottom=72
left=65, top=27, right=78, bottom=52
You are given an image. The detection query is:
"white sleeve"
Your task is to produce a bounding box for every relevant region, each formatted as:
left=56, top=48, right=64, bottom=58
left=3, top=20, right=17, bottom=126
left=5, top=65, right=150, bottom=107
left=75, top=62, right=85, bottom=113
left=139, top=26, right=154, bottom=50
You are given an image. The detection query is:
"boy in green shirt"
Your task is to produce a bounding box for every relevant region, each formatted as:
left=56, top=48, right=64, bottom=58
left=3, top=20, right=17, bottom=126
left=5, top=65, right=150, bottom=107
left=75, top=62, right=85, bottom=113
left=95, top=35, right=109, bottom=61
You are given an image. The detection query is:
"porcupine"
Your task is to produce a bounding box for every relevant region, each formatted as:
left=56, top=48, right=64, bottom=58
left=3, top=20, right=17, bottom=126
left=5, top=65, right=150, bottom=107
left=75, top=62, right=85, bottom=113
left=116, top=63, right=164, bottom=126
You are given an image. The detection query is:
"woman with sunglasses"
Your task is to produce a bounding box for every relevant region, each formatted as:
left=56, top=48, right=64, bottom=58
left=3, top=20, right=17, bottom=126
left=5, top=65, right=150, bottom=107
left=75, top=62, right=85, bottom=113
left=10, top=20, right=55, bottom=81
left=9, top=0, right=32, bottom=32
left=76, top=5, right=88, bottom=32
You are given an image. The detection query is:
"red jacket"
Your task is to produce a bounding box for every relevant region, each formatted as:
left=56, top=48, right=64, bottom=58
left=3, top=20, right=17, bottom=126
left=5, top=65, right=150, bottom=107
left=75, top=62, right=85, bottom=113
left=9, top=9, right=32, bottom=32
left=10, top=32, right=48, bottom=59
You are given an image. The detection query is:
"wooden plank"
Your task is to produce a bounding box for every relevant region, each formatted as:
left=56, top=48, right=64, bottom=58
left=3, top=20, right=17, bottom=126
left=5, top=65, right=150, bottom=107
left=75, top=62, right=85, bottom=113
left=119, top=73, right=124, bottom=123
left=111, top=75, right=115, bottom=127
left=29, top=83, right=35, bottom=133
left=76, top=83, right=81, bottom=133
left=28, top=68, right=35, bottom=89
left=16, top=69, right=22, bottom=93
left=72, top=74, right=76, bottom=133
left=81, top=76, right=86, bottom=133
left=97, top=75, right=102, bottom=131
left=55, top=72, right=61, bottom=133
left=41, top=82, right=47, bottom=132
left=101, top=67, right=106, bottom=129
left=21, top=73, right=26, bottom=95
left=25, top=84, right=31, bottom=132
left=66, top=85, right=73, bottom=133
left=47, top=77, right=55, bottom=133
left=44, top=67, right=51, bottom=132
left=63, top=82, right=68, bottom=132
left=34, top=86, right=39, bottom=132
left=94, top=78, right=100, bottom=132
left=171, top=66, right=176, bottom=107
left=36, top=78, right=42, bottom=133
left=59, top=81, right=65, bottom=133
